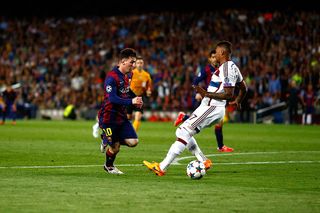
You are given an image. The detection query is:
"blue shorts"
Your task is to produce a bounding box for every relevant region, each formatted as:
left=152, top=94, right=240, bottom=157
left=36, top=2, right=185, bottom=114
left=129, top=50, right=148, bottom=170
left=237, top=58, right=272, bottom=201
left=1, top=103, right=14, bottom=113
left=100, top=120, right=137, bottom=146
left=126, top=104, right=143, bottom=114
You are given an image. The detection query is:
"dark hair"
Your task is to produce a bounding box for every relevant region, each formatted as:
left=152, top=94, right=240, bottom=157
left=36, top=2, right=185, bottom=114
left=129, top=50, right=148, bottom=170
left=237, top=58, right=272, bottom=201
left=209, top=49, right=216, bottom=56
left=216, top=41, right=232, bottom=55
left=136, top=55, right=143, bottom=60
left=119, top=48, right=137, bottom=60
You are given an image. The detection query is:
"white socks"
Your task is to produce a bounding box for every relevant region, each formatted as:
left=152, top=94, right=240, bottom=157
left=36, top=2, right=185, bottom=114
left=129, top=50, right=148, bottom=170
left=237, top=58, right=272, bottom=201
left=159, top=138, right=206, bottom=171
left=92, top=122, right=100, bottom=138
left=159, top=127, right=207, bottom=171
left=160, top=141, right=186, bottom=171
left=187, top=137, right=207, bottom=162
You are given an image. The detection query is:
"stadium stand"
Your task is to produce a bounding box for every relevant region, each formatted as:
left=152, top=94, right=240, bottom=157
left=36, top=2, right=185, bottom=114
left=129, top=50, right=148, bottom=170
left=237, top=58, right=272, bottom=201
left=0, top=9, right=319, bottom=124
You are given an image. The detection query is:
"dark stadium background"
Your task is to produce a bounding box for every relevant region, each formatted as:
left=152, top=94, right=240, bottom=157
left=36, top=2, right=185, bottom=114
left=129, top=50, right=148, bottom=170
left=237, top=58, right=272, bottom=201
left=1, top=0, right=318, bottom=17
left=1, top=0, right=319, bottom=124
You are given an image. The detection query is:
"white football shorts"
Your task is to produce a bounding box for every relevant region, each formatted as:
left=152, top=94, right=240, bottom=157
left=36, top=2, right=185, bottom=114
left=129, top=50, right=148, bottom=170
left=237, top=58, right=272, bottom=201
left=180, top=105, right=225, bottom=135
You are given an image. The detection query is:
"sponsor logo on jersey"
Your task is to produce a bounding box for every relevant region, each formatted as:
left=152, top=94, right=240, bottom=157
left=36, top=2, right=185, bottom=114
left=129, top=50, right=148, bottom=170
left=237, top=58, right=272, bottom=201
left=119, top=86, right=130, bottom=94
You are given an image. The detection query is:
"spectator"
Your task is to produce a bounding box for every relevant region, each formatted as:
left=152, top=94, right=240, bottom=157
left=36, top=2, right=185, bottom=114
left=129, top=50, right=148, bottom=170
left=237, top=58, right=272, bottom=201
left=287, top=80, right=303, bottom=124
left=301, top=84, right=317, bottom=125
left=0, top=85, right=17, bottom=125
left=0, top=11, right=319, bottom=124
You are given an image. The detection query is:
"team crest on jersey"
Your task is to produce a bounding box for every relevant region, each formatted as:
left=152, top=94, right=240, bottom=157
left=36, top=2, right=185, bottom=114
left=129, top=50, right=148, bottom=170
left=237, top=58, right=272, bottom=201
left=106, top=85, right=112, bottom=93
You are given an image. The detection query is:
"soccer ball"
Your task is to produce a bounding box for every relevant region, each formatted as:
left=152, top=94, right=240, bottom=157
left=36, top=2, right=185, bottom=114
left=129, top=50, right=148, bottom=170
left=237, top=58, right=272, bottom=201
left=186, top=160, right=206, bottom=180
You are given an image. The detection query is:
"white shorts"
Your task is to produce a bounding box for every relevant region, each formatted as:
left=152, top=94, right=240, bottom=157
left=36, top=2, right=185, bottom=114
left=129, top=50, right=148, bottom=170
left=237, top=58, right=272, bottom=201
left=180, top=105, right=225, bottom=135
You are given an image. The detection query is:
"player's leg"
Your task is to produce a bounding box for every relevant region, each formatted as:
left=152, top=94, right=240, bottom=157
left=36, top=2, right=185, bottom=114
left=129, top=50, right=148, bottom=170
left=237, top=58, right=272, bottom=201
left=11, top=105, right=17, bottom=125
left=183, top=105, right=225, bottom=166
left=106, top=143, right=120, bottom=167
left=215, top=120, right=234, bottom=152
left=101, top=124, right=124, bottom=174
left=92, top=115, right=100, bottom=138
left=132, top=110, right=142, bottom=131
left=0, top=104, right=4, bottom=125
left=174, top=111, right=190, bottom=126
left=143, top=105, right=222, bottom=175
left=143, top=119, right=202, bottom=176
left=105, top=120, right=138, bottom=174
left=159, top=127, right=191, bottom=170
left=92, top=123, right=99, bottom=138
left=100, top=125, right=118, bottom=164
left=158, top=113, right=213, bottom=173
left=186, top=136, right=212, bottom=169
left=215, top=121, right=223, bottom=149
left=120, top=120, right=139, bottom=147
left=11, top=104, right=17, bottom=125
left=104, top=142, right=124, bottom=174
left=1, top=106, right=8, bottom=124
left=304, top=106, right=311, bottom=125
left=97, top=116, right=107, bottom=153
left=143, top=127, right=189, bottom=176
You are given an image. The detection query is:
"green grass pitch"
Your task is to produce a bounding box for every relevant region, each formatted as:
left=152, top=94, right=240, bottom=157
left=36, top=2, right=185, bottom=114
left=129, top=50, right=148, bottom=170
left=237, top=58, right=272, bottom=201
left=0, top=121, right=319, bottom=212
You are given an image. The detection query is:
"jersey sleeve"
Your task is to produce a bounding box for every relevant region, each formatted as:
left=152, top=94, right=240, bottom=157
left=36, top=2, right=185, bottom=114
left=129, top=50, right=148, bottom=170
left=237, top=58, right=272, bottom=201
left=193, top=68, right=207, bottom=85
left=223, top=62, right=243, bottom=88
left=105, top=77, right=132, bottom=105
left=128, top=88, right=137, bottom=98
left=147, top=72, right=153, bottom=91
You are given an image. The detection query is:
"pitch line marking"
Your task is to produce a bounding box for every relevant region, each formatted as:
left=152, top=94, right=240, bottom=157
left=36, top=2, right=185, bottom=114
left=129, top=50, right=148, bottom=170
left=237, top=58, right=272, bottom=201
left=173, top=151, right=320, bottom=163
left=0, top=161, right=320, bottom=169
left=0, top=151, right=319, bottom=169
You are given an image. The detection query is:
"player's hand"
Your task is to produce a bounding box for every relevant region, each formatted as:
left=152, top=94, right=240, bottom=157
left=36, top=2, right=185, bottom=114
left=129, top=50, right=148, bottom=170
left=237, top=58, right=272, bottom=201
left=192, top=85, right=206, bottom=98
left=195, top=93, right=202, bottom=101
left=146, top=89, right=152, bottom=97
left=229, top=100, right=241, bottom=111
left=132, top=97, right=143, bottom=108
left=12, top=104, right=17, bottom=112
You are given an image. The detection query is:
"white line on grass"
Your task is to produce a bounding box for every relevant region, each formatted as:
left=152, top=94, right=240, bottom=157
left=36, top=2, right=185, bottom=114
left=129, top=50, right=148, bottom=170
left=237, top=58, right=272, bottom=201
left=173, top=151, right=320, bottom=163
left=213, top=161, right=320, bottom=165
left=1, top=161, right=319, bottom=169
left=0, top=164, right=141, bottom=169
left=0, top=151, right=319, bottom=169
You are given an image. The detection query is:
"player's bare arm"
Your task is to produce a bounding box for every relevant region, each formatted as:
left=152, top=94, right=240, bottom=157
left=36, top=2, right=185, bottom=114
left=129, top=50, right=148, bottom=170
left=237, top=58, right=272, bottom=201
left=192, top=85, right=234, bottom=100
left=146, top=88, right=152, bottom=97
left=229, top=80, right=248, bottom=110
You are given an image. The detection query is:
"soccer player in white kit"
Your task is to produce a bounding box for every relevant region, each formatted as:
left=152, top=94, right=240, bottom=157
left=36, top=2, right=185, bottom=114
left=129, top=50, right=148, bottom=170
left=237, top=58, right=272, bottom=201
left=143, top=41, right=248, bottom=176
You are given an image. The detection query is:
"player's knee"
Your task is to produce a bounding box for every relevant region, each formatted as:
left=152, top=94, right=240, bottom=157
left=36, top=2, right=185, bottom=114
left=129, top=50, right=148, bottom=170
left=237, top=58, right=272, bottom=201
left=135, top=111, right=142, bottom=120
left=109, top=145, right=120, bottom=154
left=215, top=123, right=222, bottom=129
left=125, top=138, right=138, bottom=147
left=187, top=143, right=196, bottom=152
left=175, top=127, right=191, bottom=142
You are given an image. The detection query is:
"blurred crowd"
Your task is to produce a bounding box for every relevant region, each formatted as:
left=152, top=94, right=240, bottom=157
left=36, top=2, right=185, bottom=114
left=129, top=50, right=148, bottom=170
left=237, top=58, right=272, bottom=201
left=0, top=10, right=320, bottom=123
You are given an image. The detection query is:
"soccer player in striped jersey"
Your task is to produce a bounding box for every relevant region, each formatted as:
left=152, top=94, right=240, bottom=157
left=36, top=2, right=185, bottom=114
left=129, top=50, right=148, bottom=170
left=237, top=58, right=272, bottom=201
left=143, top=41, right=247, bottom=176
left=92, top=56, right=152, bottom=137
left=174, top=49, right=234, bottom=152
left=98, top=48, right=143, bottom=175
left=126, top=56, right=152, bottom=131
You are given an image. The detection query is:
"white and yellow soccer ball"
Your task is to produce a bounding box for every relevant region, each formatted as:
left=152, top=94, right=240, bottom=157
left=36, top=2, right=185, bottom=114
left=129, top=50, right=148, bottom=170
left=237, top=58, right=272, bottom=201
left=186, top=160, right=206, bottom=180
